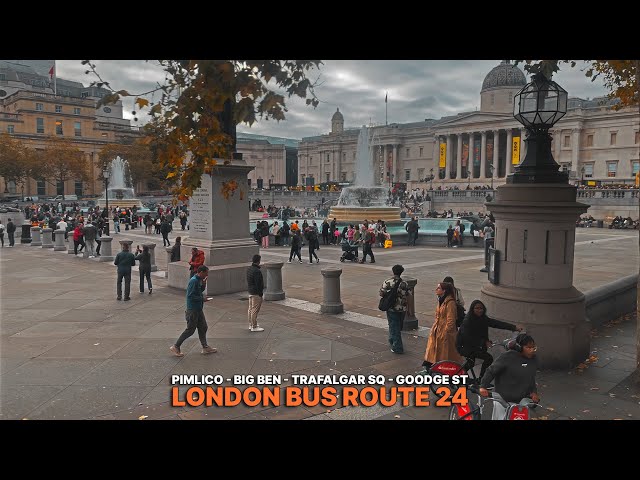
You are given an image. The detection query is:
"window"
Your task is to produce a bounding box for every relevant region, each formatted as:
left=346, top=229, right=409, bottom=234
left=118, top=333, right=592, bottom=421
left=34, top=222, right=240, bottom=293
left=632, top=161, right=640, bottom=175
left=586, top=135, right=593, bottom=147
left=563, top=136, right=570, bottom=147
left=74, top=121, right=81, bottom=137
left=36, top=118, right=44, bottom=134
left=37, top=180, right=46, bottom=196
left=419, top=147, right=423, bottom=157
left=636, top=131, right=639, bottom=144
left=55, top=105, right=62, bottom=113
left=55, top=120, right=63, bottom=135
left=73, top=107, right=81, bottom=115
left=610, top=132, right=617, bottom=145
left=325, top=172, right=330, bottom=182
left=247, top=179, right=251, bottom=187
left=56, top=180, right=64, bottom=196
left=405, top=148, right=410, bottom=157
left=35, top=102, right=43, bottom=111
left=0, top=73, right=6, bottom=81
left=326, top=154, right=330, bottom=162
left=7, top=125, right=14, bottom=134
left=584, top=164, right=594, bottom=178
left=607, top=162, right=617, bottom=177
left=405, top=169, right=411, bottom=181
left=561, top=164, right=570, bottom=174
left=7, top=180, right=16, bottom=194
left=75, top=181, right=83, bottom=196
left=81, top=92, right=89, bottom=98
left=418, top=168, right=425, bottom=180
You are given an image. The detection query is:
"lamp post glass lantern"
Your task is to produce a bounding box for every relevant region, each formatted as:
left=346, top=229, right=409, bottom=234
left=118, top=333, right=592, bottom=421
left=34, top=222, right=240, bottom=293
left=102, top=168, right=110, bottom=236
left=510, top=73, right=568, bottom=184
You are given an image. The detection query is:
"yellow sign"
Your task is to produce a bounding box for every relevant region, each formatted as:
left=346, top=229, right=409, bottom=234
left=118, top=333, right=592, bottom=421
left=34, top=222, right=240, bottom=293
left=512, top=136, right=521, bottom=165
left=635, top=172, right=639, bottom=187
left=587, top=180, right=596, bottom=186
left=439, top=143, right=446, bottom=168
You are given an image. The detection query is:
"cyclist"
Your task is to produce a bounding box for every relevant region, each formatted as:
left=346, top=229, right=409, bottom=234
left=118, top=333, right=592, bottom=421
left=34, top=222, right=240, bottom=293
left=456, top=299, right=522, bottom=381
left=479, top=333, right=540, bottom=420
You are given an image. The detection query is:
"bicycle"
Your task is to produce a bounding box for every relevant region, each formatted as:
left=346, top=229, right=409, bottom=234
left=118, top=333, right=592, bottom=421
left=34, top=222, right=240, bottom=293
left=449, top=384, right=541, bottom=420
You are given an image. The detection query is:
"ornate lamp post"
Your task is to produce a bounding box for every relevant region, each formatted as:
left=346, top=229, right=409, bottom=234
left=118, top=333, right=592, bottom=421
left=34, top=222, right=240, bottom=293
left=509, top=73, right=568, bottom=184
left=102, top=167, right=110, bottom=236
left=429, top=168, right=433, bottom=191
left=581, top=166, right=585, bottom=185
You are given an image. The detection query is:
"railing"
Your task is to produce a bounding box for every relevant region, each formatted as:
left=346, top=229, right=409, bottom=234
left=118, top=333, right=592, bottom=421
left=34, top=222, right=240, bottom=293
left=576, top=189, right=639, bottom=199
left=0, top=113, right=20, bottom=120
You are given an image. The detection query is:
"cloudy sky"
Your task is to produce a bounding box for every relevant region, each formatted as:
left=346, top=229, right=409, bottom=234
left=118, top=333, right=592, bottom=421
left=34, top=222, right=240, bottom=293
left=56, top=60, right=610, bottom=140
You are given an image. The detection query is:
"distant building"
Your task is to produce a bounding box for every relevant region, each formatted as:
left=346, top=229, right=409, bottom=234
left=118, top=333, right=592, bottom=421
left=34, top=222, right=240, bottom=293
left=237, top=132, right=298, bottom=188
left=298, top=61, right=640, bottom=188
left=0, top=60, right=142, bottom=198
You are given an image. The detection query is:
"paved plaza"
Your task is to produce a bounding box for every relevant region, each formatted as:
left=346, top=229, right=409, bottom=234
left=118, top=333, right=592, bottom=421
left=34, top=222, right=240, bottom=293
left=1, top=224, right=639, bottom=420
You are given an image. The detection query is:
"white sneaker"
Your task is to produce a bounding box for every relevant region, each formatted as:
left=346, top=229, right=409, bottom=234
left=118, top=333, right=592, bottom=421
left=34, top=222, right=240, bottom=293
left=250, top=326, right=265, bottom=332
left=288, top=260, right=292, bottom=263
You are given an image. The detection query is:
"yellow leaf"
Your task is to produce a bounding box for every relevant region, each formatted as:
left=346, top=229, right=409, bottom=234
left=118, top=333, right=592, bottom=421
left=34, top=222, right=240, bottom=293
left=138, top=415, right=148, bottom=420
left=166, top=171, right=177, bottom=179
left=135, top=97, right=150, bottom=109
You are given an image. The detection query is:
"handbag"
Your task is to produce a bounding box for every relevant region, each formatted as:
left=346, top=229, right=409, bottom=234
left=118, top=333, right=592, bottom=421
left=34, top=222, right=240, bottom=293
left=379, top=279, right=401, bottom=311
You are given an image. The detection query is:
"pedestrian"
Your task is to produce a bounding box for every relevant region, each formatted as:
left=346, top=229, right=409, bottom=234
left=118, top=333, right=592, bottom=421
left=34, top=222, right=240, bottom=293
left=6, top=218, right=16, bottom=247
left=188, top=247, right=205, bottom=276
left=73, top=223, right=85, bottom=255
left=288, top=229, right=303, bottom=263
left=83, top=221, right=97, bottom=257
left=379, top=264, right=410, bottom=354
left=160, top=217, right=172, bottom=246
left=246, top=254, right=265, bottom=332
left=113, top=243, right=136, bottom=301
left=359, top=227, right=376, bottom=264
left=0, top=221, right=5, bottom=247
left=170, top=236, right=181, bottom=262
left=169, top=265, right=217, bottom=357
left=305, top=227, right=319, bottom=263
left=135, top=245, right=153, bottom=294
left=421, top=281, right=463, bottom=371
left=443, top=276, right=465, bottom=310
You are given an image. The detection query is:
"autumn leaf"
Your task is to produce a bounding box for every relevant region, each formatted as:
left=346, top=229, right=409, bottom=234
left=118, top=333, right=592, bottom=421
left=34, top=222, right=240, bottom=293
left=138, top=415, right=149, bottom=420
left=116, top=90, right=131, bottom=97
left=135, top=97, right=150, bottom=109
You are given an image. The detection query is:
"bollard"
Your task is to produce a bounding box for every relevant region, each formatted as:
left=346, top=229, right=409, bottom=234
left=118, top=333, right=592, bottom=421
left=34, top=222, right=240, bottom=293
left=320, top=267, right=344, bottom=314
left=30, top=227, right=42, bottom=246
left=98, top=236, right=114, bottom=262
left=41, top=228, right=54, bottom=248
left=21, top=221, right=32, bottom=244
left=165, top=246, right=174, bottom=266
left=142, top=243, right=158, bottom=272
left=264, top=262, right=285, bottom=301
left=402, top=276, right=418, bottom=330
left=67, top=234, right=76, bottom=254
left=118, top=240, right=134, bottom=252
left=53, top=229, right=66, bottom=251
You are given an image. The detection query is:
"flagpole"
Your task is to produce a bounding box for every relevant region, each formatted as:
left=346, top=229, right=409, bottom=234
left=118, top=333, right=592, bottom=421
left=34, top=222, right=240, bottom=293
left=385, top=91, right=388, bottom=125
left=54, top=61, right=57, bottom=96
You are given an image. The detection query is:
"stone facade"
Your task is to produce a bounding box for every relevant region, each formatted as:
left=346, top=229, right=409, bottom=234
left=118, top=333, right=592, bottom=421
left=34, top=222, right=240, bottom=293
left=298, top=61, right=640, bottom=190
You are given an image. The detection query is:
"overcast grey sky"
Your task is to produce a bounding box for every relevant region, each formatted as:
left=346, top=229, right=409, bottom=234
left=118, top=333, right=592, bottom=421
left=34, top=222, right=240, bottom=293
left=57, top=60, right=610, bottom=140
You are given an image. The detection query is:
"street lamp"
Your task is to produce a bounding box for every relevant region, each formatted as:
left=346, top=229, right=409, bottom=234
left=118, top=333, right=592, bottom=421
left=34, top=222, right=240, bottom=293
left=581, top=166, right=585, bottom=185
left=510, top=72, right=568, bottom=184
left=102, top=167, right=110, bottom=236
left=489, top=164, right=494, bottom=190
left=429, top=168, right=434, bottom=191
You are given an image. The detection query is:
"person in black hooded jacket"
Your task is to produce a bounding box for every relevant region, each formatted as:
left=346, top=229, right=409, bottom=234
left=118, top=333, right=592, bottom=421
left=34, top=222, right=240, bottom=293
left=456, top=299, right=522, bottom=380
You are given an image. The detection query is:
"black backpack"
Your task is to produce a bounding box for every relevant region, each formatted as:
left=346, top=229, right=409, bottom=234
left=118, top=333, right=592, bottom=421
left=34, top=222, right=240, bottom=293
left=455, top=302, right=466, bottom=328
left=460, top=223, right=465, bottom=233
left=379, top=279, right=401, bottom=311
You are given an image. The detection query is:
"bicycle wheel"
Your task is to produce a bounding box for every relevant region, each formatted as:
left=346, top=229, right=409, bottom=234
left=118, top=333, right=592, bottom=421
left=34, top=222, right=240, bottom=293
left=449, top=401, right=479, bottom=420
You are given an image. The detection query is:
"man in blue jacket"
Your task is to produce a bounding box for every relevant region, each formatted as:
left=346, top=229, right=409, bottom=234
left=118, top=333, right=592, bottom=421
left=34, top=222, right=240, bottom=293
left=170, top=265, right=217, bottom=357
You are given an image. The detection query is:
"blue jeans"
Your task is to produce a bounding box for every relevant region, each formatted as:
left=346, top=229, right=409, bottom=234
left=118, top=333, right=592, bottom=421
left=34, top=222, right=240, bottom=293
left=386, top=310, right=405, bottom=353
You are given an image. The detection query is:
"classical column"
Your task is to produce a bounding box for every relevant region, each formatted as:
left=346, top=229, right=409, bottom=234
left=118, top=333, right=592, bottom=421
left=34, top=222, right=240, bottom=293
left=393, top=144, right=399, bottom=184
left=445, top=134, right=452, bottom=180
left=571, top=128, right=581, bottom=178
left=469, top=133, right=475, bottom=179
left=480, top=131, right=487, bottom=180
left=506, top=129, right=513, bottom=176
left=493, top=130, right=500, bottom=180
left=456, top=133, right=463, bottom=179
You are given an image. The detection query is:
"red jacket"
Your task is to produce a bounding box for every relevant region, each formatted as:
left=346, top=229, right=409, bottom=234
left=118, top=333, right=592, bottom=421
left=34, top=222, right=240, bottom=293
left=189, top=250, right=205, bottom=273
left=73, top=225, right=84, bottom=241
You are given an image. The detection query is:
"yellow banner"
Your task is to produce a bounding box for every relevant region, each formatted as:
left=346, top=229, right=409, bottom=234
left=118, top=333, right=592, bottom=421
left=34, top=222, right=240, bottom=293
left=512, top=136, right=521, bottom=165
left=439, top=143, right=446, bottom=168
left=587, top=180, right=596, bottom=186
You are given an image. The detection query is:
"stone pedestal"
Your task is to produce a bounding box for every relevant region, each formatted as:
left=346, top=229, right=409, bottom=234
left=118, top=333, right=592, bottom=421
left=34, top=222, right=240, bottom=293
left=264, top=262, right=285, bottom=301
left=142, top=243, right=158, bottom=272
left=98, top=236, right=114, bottom=262
left=67, top=235, right=76, bottom=254
left=166, top=246, right=174, bottom=265
left=118, top=240, right=134, bottom=252
left=53, top=229, right=66, bottom=251
left=403, top=277, right=419, bottom=330
left=320, top=268, right=344, bottom=314
left=41, top=228, right=54, bottom=248
left=21, top=221, right=32, bottom=244
left=30, top=227, right=42, bottom=246
left=168, top=159, right=259, bottom=295
left=480, top=183, right=589, bottom=369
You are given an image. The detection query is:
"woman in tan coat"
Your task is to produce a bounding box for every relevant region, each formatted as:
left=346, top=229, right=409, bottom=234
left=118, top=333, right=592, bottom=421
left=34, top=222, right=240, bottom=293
left=422, top=282, right=463, bottom=370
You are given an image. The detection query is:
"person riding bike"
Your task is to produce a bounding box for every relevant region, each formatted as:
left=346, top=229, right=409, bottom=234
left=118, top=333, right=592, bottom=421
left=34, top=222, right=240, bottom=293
left=456, top=299, right=522, bottom=381
left=479, top=333, right=540, bottom=420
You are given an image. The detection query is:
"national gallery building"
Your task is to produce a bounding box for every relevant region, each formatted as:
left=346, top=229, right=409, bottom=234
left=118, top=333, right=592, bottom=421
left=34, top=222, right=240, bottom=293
left=298, top=61, right=640, bottom=190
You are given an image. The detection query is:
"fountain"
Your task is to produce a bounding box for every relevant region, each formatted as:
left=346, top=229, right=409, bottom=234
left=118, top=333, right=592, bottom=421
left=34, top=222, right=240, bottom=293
left=100, top=156, right=143, bottom=209
left=329, top=126, right=402, bottom=224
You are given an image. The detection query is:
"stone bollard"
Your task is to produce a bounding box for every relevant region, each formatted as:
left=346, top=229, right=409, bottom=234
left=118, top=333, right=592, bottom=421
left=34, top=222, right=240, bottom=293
left=402, top=276, right=418, bottom=331
left=142, top=243, right=158, bottom=272
left=53, top=229, right=66, bottom=251
left=118, top=240, right=134, bottom=252
left=41, top=228, right=54, bottom=248
left=320, top=267, right=344, bottom=314
left=67, top=234, right=77, bottom=254
left=98, top=236, right=114, bottom=262
left=21, top=221, right=32, bottom=244
left=165, top=246, right=174, bottom=265
left=30, top=227, right=42, bottom=246
left=264, top=262, right=285, bottom=301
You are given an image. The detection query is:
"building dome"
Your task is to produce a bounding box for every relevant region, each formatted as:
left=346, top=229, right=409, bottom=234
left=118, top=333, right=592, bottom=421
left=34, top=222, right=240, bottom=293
left=331, top=108, right=344, bottom=122
left=331, top=108, right=344, bottom=134
left=481, top=60, right=527, bottom=92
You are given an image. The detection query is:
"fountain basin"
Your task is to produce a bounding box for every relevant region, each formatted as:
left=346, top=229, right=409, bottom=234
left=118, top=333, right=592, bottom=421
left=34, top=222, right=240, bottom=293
left=328, top=206, right=402, bottom=224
